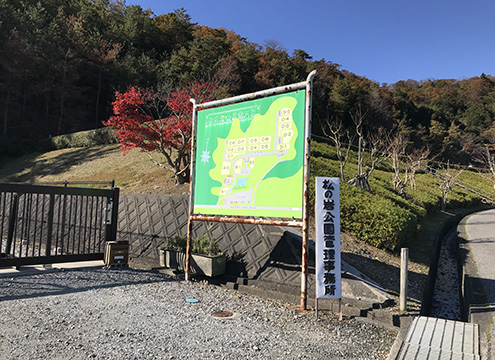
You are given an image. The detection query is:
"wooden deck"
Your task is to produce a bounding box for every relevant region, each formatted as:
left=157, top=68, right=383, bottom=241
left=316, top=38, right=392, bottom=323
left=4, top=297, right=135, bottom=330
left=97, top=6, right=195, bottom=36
left=395, top=316, right=480, bottom=360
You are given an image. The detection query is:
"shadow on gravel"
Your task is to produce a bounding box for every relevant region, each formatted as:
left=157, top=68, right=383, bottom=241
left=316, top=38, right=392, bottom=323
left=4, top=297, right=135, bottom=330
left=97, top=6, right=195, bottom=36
left=0, top=268, right=173, bottom=302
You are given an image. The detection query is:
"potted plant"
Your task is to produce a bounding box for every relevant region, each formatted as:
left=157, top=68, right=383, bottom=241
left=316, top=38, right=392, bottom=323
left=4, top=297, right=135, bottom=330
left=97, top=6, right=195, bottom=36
left=190, top=235, right=226, bottom=277
left=160, top=234, right=226, bottom=277
left=160, top=235, right=187, bottom=270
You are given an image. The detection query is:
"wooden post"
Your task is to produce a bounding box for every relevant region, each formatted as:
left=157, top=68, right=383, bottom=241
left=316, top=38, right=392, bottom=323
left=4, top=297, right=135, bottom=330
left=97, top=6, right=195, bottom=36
left=400, top=248, right=408, bottom=313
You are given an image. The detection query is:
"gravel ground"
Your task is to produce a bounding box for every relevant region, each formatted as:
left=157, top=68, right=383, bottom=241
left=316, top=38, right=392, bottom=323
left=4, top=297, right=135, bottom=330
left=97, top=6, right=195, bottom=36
left=0, top=268, right=396, bottom=360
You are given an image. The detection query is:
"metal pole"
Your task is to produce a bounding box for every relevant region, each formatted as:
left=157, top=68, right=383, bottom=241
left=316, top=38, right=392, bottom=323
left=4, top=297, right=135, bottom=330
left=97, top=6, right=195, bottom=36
left=45, top=194, right=55, bottom=257
left=110, top=187, right=119, bottom=242
left=190, top=215, right=302, bottom=228
left=6, top=193, right=19, bottom=255
left=185, top=99, right=198, bottom=282
left=400, top=247, right=409, bottom=313
left=196, top=80, right=308, bottom=111
left=104, top=198, right=114, bottom=242
left=300, top=70, right=317, bottom=311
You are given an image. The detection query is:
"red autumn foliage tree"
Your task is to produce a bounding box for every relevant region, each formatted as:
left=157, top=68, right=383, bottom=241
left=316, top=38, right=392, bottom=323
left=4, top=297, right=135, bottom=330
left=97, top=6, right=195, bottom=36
left=103, top=81, right=217, bottom=184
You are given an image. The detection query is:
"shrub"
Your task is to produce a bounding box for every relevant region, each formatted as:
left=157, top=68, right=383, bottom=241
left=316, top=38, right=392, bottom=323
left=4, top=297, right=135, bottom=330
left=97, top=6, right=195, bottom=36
left=408, top=189, right=441, bottom=212
left=339, top=183, right=417, bottom=251
left=163, top=235, right=187, bottom=252
left=192, top=235, right=221, bottom=256
left=49, top=128, right=118, bottom=149
left=311, top=141, right=339, bottom=160
left=163, top=234, right=222, bottom=257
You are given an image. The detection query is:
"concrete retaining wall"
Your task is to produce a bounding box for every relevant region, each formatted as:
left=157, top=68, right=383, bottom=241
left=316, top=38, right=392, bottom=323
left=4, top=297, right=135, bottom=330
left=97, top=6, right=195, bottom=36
left=116, top=194, right=305, bottom=284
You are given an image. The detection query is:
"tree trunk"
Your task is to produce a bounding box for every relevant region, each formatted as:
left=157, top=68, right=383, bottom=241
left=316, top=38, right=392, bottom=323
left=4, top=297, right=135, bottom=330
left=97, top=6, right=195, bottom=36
left=45, top=94, right=50, bottom=124
left=57, top=53, right=68, bottom=135
left=357, top=137, right=363, bottom=176
left=175, top=169, right=190, bottom=184
left=3, top=89, right=10, bottom=136
left=349, top=174, right=370, bottom=192
left=95, top=66, right=102, bottom=128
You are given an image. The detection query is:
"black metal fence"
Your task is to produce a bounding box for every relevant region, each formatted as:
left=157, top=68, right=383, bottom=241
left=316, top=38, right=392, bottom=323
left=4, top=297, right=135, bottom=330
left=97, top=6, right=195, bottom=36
left=0, top=183, right=119, bottom=267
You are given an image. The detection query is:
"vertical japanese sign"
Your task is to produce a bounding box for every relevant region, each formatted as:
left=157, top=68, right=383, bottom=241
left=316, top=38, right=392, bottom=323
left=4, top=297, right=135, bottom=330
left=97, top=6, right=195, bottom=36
left=315, top=177, right=341, bottom=299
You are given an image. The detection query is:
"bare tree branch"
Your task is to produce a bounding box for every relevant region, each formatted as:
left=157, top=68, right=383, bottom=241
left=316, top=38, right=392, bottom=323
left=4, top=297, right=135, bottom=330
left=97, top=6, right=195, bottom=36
left=439, top=161, right=463, bottom=210
left=406, top=147, right=430, bottom=190
left=322, top=115, right=355, bottom=182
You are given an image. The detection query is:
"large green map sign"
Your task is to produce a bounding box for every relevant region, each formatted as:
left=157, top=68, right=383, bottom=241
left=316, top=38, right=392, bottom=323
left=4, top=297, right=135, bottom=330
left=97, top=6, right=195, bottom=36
left=193, top=90, right=306, bottom=218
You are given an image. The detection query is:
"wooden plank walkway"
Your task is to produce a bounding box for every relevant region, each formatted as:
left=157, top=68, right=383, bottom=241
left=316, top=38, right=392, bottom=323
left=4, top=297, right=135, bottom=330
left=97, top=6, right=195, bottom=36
left=395, top=316, right=480, bottom=359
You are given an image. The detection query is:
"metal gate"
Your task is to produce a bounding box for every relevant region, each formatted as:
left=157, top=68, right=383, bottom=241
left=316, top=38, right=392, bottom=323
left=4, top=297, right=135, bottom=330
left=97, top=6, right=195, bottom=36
left=0, top=183, right=119, bottom=267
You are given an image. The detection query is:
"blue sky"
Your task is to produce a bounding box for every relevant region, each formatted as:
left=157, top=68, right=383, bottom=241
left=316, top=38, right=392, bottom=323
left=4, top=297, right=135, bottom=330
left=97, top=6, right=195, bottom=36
left=128, top=0, right=495, bottom=85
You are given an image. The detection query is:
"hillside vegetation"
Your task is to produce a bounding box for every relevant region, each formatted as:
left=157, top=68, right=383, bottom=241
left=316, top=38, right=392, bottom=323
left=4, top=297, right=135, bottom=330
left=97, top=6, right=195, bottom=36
left=1, top=129, right=491, bottom=254
left=311, top=141, right=492, bottom=250
left=3, top=0, right=495, bottom=177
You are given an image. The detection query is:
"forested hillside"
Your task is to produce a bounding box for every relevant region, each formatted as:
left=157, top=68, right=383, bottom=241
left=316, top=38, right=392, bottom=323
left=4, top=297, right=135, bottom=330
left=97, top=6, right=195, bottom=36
left=1, top=0, right=495, bottom=175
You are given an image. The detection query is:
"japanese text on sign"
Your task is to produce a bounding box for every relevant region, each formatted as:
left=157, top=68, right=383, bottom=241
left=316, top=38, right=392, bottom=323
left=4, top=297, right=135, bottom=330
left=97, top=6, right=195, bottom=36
left=315, top=177, right=341, bottom=299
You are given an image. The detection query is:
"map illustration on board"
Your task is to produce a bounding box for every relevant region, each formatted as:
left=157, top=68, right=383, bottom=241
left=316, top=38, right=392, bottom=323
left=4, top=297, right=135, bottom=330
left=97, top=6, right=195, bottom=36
left=193, top=90, right=306, bottom=219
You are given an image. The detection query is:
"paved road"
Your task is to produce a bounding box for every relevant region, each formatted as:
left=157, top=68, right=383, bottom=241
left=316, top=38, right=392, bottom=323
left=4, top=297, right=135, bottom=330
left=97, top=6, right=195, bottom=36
left=459, top=209, right=495, bottom=359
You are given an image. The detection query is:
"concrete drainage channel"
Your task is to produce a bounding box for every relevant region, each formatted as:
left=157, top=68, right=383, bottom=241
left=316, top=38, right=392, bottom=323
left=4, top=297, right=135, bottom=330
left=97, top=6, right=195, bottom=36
left=429, top=228, right=461, bottom=320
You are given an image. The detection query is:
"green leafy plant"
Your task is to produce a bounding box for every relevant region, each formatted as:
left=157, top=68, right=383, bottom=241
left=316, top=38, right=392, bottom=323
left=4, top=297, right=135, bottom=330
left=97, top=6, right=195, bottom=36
left=163, top=235, right=187, bottom=252
left=163, top=234, right=222, bottom=256
left=50, top=128, right=118, bottom=149
left=192, top=235, right=221, bottom=257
